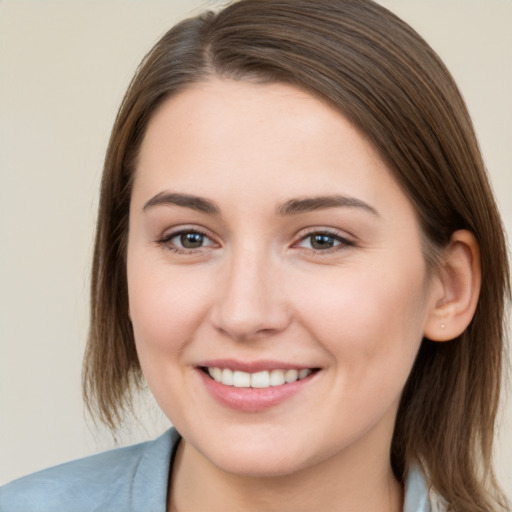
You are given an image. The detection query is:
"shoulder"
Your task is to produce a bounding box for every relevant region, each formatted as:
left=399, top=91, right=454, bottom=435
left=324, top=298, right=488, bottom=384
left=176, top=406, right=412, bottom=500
left=0, top=428, right=181, bottom=512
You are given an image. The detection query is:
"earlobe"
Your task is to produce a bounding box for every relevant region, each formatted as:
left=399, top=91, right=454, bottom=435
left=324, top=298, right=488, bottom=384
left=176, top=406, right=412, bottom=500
left=424, top=230, right=481, bottom=342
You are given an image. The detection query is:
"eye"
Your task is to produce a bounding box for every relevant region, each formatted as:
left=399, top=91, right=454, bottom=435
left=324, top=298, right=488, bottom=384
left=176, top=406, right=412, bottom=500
left=158, top=229, right=216, bottom=252
left=175, top=231, right=208, bottom=249
left=295, top=231, right=354, bottom=251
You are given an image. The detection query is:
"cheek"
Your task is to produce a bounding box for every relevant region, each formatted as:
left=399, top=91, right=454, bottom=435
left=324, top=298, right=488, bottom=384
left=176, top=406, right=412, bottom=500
left=293, top=263, right=429, bottom=438
left=126, top=255, right=217, bottom=419
left=127, top=252, right=211, bottom=359
left=292, top=258, right=429, bottom=377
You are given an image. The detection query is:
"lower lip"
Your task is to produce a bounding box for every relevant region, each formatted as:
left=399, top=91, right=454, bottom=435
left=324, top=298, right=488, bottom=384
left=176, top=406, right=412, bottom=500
left=198, top=370, right=316, bottom=412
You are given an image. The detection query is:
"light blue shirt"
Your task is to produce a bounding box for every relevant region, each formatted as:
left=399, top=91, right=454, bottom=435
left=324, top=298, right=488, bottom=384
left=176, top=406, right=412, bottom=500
left=0, top=428, right=438, bottom=512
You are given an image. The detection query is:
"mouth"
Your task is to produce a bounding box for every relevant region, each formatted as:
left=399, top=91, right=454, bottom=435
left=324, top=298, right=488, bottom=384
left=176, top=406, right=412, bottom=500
left=200, top=366, right=316, bottom=389
left=196, top=359, right=321, bottom=412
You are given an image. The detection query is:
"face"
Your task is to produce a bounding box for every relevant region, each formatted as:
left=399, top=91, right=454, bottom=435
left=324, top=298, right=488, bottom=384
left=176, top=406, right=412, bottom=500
left=127, top=79, right=437, bottom=478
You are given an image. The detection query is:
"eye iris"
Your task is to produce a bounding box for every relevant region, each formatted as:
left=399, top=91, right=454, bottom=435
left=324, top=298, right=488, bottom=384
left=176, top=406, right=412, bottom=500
left=180, top=232, right=204, bottom=249
left=311, top=234, right=335, bottom=249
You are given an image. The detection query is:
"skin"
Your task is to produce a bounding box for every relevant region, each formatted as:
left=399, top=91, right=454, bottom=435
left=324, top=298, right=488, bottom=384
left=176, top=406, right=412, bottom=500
left=127, top=79, right=447, bottom=511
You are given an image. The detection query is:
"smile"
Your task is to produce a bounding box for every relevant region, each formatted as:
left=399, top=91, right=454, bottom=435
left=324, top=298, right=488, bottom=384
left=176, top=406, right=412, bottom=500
left=197, top=362, right=320, bottom=412
left=204, top=367, right=313, bottom=388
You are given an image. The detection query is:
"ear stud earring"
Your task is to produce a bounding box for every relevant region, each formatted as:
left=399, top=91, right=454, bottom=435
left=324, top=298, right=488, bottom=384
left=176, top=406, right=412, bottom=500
left=441, top=324, right=446, bottom=329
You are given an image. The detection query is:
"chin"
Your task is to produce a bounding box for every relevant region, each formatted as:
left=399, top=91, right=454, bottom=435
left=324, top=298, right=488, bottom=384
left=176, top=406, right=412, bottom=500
left=213, top=449, right=310, bottom=479
left=188, top=427, right=321, bottom=479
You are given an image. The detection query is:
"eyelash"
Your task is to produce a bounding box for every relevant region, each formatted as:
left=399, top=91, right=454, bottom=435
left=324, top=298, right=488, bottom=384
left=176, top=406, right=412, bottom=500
left=156, top=228, right=355, bottom=255
left=294, top=229, right=355, bottom=254
left=156, top=228, right=216, bottom=254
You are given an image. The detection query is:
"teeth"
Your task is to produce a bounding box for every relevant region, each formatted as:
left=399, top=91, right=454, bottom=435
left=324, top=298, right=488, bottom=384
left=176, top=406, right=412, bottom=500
left=269, top=369, right=286, bottom=386
left=298, top=368, right=310, bottom=379
left=206, top=367, right=313, bottom=388
left=251, top=371, right=270, bottom=388
left=212, top=367, right=222, bottom=381
left=222, top=368, right=234, bottom=385
left=285, top=369, right=298, bottom=383
left=233, top=370, right=251, bottom=388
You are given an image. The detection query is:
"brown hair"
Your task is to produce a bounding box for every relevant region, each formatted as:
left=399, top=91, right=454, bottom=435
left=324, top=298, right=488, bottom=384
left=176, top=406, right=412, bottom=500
left=83, top=1, right=510, bottom=509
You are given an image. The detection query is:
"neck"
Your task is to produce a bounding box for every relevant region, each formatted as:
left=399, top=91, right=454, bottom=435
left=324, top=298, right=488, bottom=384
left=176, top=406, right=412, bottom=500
left=168, top=431, right=403, bottom=512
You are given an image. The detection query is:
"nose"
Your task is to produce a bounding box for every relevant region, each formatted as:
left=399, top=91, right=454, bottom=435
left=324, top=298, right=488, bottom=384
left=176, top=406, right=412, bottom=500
left=210, top=246, right=292, bottom=340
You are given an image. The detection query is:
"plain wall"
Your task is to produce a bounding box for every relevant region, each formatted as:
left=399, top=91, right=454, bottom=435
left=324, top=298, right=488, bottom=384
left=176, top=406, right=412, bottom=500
left=1, top=0, right=511, bottom=496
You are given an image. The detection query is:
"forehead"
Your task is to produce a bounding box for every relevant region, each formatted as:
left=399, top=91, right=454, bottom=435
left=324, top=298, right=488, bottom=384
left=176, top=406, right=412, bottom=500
left=134, top=78, right=398, bottom=203
left=139, top=79, right=349, bottom=160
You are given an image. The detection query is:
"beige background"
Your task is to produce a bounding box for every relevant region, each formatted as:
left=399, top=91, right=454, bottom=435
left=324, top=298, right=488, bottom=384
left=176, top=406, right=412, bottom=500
left=1, top=0, right=511, bottom=496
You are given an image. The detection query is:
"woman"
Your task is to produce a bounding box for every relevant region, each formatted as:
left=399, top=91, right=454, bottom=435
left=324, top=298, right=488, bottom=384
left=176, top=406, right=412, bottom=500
left=1, top=0, right=509, bottom=510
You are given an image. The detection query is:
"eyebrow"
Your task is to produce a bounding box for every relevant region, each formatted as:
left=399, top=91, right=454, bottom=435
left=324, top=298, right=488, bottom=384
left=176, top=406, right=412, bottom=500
left=143, top=192, right=220, bottom=214
left=142, top=191, right=378, bottom=217
left=276, top=195, right=379, bottom=216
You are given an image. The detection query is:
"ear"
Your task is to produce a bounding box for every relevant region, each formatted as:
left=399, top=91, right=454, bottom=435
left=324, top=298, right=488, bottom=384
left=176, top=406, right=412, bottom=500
left=424, top=230, right=481, bottom=342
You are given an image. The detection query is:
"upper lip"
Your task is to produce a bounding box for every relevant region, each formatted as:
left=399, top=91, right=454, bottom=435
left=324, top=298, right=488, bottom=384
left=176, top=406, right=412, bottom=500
left=197, top=358, right=318, bottom=373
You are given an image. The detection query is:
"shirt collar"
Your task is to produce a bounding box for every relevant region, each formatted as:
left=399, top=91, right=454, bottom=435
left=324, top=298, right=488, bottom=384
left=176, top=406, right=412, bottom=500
left=403, top=463, right=432, bottom=512
left=403, top=463, right=447, bottom=512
